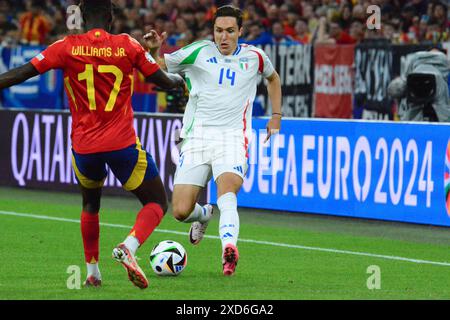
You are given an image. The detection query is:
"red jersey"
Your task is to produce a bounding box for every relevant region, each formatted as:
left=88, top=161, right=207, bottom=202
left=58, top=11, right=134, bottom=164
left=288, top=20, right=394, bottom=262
left=31, top=29, right=160, bottom=154
left=335, top=31, right=357, bottom=45
left=19, top=12, right=51, bottom=44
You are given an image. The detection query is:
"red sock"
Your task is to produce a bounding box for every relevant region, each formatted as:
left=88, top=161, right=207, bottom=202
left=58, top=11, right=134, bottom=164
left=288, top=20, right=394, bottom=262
left=129, top=203, right=164, bottom=245
left=81, top=211, right=99, bottom=264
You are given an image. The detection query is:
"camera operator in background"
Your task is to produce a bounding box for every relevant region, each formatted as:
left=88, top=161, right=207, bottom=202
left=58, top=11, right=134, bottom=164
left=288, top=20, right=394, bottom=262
left=388, top=48, right=450, bottom=122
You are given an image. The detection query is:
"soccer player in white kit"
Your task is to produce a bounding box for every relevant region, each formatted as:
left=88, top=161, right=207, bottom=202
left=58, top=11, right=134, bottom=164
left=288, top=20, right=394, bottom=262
left=144, top=5, right=282, bottom=276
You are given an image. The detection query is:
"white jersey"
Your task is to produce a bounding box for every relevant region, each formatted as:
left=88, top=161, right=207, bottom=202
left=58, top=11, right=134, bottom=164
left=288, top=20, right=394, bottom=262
left=164, top=40, right=275, bottom=139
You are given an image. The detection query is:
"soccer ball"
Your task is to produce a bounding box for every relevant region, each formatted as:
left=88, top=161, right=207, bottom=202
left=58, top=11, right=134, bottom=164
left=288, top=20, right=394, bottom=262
left=149, top=240, right=187, bottom=276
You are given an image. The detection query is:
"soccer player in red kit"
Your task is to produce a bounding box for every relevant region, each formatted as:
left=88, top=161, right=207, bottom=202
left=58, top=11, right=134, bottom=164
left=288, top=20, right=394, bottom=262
left=0, top=0, right=185, bottom=289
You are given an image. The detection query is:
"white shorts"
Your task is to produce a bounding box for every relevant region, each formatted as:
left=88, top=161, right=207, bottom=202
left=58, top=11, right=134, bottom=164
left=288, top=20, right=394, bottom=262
left=174, top=134, right=249, bottom=187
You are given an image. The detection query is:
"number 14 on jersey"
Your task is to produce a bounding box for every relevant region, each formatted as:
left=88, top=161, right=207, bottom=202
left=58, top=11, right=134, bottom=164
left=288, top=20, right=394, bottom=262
left=218, top=67, right=236, bottom=86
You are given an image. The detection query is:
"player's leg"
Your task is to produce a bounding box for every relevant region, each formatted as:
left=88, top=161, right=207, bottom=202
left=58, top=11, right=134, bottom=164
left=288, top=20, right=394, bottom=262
left=172, top=137, right=214, bottom=244
left=79, top=186, right=102, bottom=287
left=107, top=140, right=166, bottom=289
left=215, top=172, right=243, bottom=276
left=72, top=151, right=107, bottom=287
left=172, top=184, right=202, bottom=222
left=125, top=176, right=168, bottom=255
left=212, top=137, right=247, bottom=276
left=111, top=176, right=167, bottom=289
left=172, top=183, right=214, bottom=244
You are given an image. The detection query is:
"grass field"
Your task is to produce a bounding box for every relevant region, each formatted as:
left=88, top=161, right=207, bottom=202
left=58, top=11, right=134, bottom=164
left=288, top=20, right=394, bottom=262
left=0, top=186, right=450, bottom=300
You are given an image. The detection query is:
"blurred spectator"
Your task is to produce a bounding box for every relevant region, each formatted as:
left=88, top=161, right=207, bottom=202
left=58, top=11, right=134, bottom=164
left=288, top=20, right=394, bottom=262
left=349, top=19, right=365, bottom=43
left=242, top=21, right=272, bottom=45
left=0, top=11, right=17, bottom=45
left=316, top=16, right=356, bottom=44
left=176, top=28, right=195, bottom=47
left=302, top=3, right=319, bottom=32
left=154, top=13, right=169, bottom=35
left=339, top=3, right=353, bottom=31
left=111, top=12, right=131, bottom=35
left=130, top=28, right=145, bottom=47
left=400, top=4, right=416, bottom=34
left=0, top=0, right=17, bottom=21
left=180, top=8, right=197, bottom=30
left=407, top=15, right=421, bottom=43
left=261, top=4, right=279, bottom=29
left=196, top=25, right=213, bottom=41
left=329, top=19, right=356, bottom=44
left=271, top=21, right=295, bottom=44
left=410, top=0, right=428, bottom=16
left=292, top=18, right=311, bottom=44
left=0, top=0, right=448, bottom=48
left=194, top=6, right=211, bottom=31
left=125, top=8, right=142, bottom=31
left=351, top=4, right=366, bottom=22
left=49, top=8, right=68, bottom=40
left=382, top=21, right=399, bottom=43
left=18, top=0, right=52, bottom=45
left=164, top=20, right=179, bottom=46
left=426, top=18, right=449, bottom=43
left=416, top=15, right=430, bottom=43
left=283, top=10, right=299, bottom=37
left=174, top=17, right=195, bottom=46
left=431, top=1, right=447, bottom=30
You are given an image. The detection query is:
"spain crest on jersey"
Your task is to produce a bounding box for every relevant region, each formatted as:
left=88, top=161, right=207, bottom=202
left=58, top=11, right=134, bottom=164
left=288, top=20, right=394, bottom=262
left=239, top=57, right=249, bottom=71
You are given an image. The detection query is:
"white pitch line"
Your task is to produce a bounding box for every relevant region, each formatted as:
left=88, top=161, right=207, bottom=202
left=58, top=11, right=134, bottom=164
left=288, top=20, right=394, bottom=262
left=1, top=210, right=450, bottom=267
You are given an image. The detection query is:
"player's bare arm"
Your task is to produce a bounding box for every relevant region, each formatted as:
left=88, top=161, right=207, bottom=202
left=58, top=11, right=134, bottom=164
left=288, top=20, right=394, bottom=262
left=0, top=62, right=39, bottom=90
left=265, top=70, right=282, bottom=143
left=143, top=30, right=190, bottom=95
left=143, top=30, right=168, bottom=70
left=146, top=69, right=185, bottom=91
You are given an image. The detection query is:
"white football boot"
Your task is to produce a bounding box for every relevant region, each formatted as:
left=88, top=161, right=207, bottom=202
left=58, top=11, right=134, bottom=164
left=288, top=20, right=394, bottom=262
left=189, top=204, right=214, bottom=245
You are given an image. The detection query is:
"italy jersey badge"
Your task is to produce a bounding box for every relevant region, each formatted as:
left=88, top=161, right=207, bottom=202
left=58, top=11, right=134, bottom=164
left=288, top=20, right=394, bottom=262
left=239, top=57, right=249, bottom=71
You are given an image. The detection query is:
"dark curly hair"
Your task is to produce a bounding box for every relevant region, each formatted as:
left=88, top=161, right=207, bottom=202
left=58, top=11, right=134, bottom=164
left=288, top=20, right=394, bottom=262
left=79, top=0, right=113, bottom=25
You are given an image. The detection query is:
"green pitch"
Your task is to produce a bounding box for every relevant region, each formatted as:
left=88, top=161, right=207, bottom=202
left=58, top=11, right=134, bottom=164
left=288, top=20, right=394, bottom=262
left=0, top=186, right=449, bottom=300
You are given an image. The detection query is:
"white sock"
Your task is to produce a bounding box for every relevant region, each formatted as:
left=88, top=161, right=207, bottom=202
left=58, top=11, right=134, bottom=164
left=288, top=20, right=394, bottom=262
left=217, top=192, right=239, bottom=250
left=182, top=203, right=211, bottom=223
left=123, top=235, right=140, bottom=255
left=86, top=263, right=101, bottom=279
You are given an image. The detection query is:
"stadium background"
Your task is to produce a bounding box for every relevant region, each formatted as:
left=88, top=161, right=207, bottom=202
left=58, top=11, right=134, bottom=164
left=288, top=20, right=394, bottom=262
left=1, top=0, right=450, bottom=300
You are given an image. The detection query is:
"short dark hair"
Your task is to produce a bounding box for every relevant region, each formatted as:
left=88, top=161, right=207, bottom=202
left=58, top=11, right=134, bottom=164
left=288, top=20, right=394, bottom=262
left=79, top=0, right=112, bottom=11
left=213, top=5, right=243, bottom=29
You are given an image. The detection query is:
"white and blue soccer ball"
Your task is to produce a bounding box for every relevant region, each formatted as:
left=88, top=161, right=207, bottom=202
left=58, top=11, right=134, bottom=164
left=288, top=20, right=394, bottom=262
left=149, top=240, right=187, bottom=276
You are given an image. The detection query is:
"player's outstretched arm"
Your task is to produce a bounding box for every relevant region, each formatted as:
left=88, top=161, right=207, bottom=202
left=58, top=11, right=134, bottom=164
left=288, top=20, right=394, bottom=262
left=0, top=63, right=39, bottom=90
left=146, top=69, right=185, bottom=91
left=264, top=71, right=282, bottom=143
left=143, top=30, right=167, bottom=71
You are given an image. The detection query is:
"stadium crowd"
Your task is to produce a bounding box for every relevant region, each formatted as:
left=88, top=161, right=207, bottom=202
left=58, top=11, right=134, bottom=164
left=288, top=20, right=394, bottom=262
left=0, top=0, right=448, bottom=48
